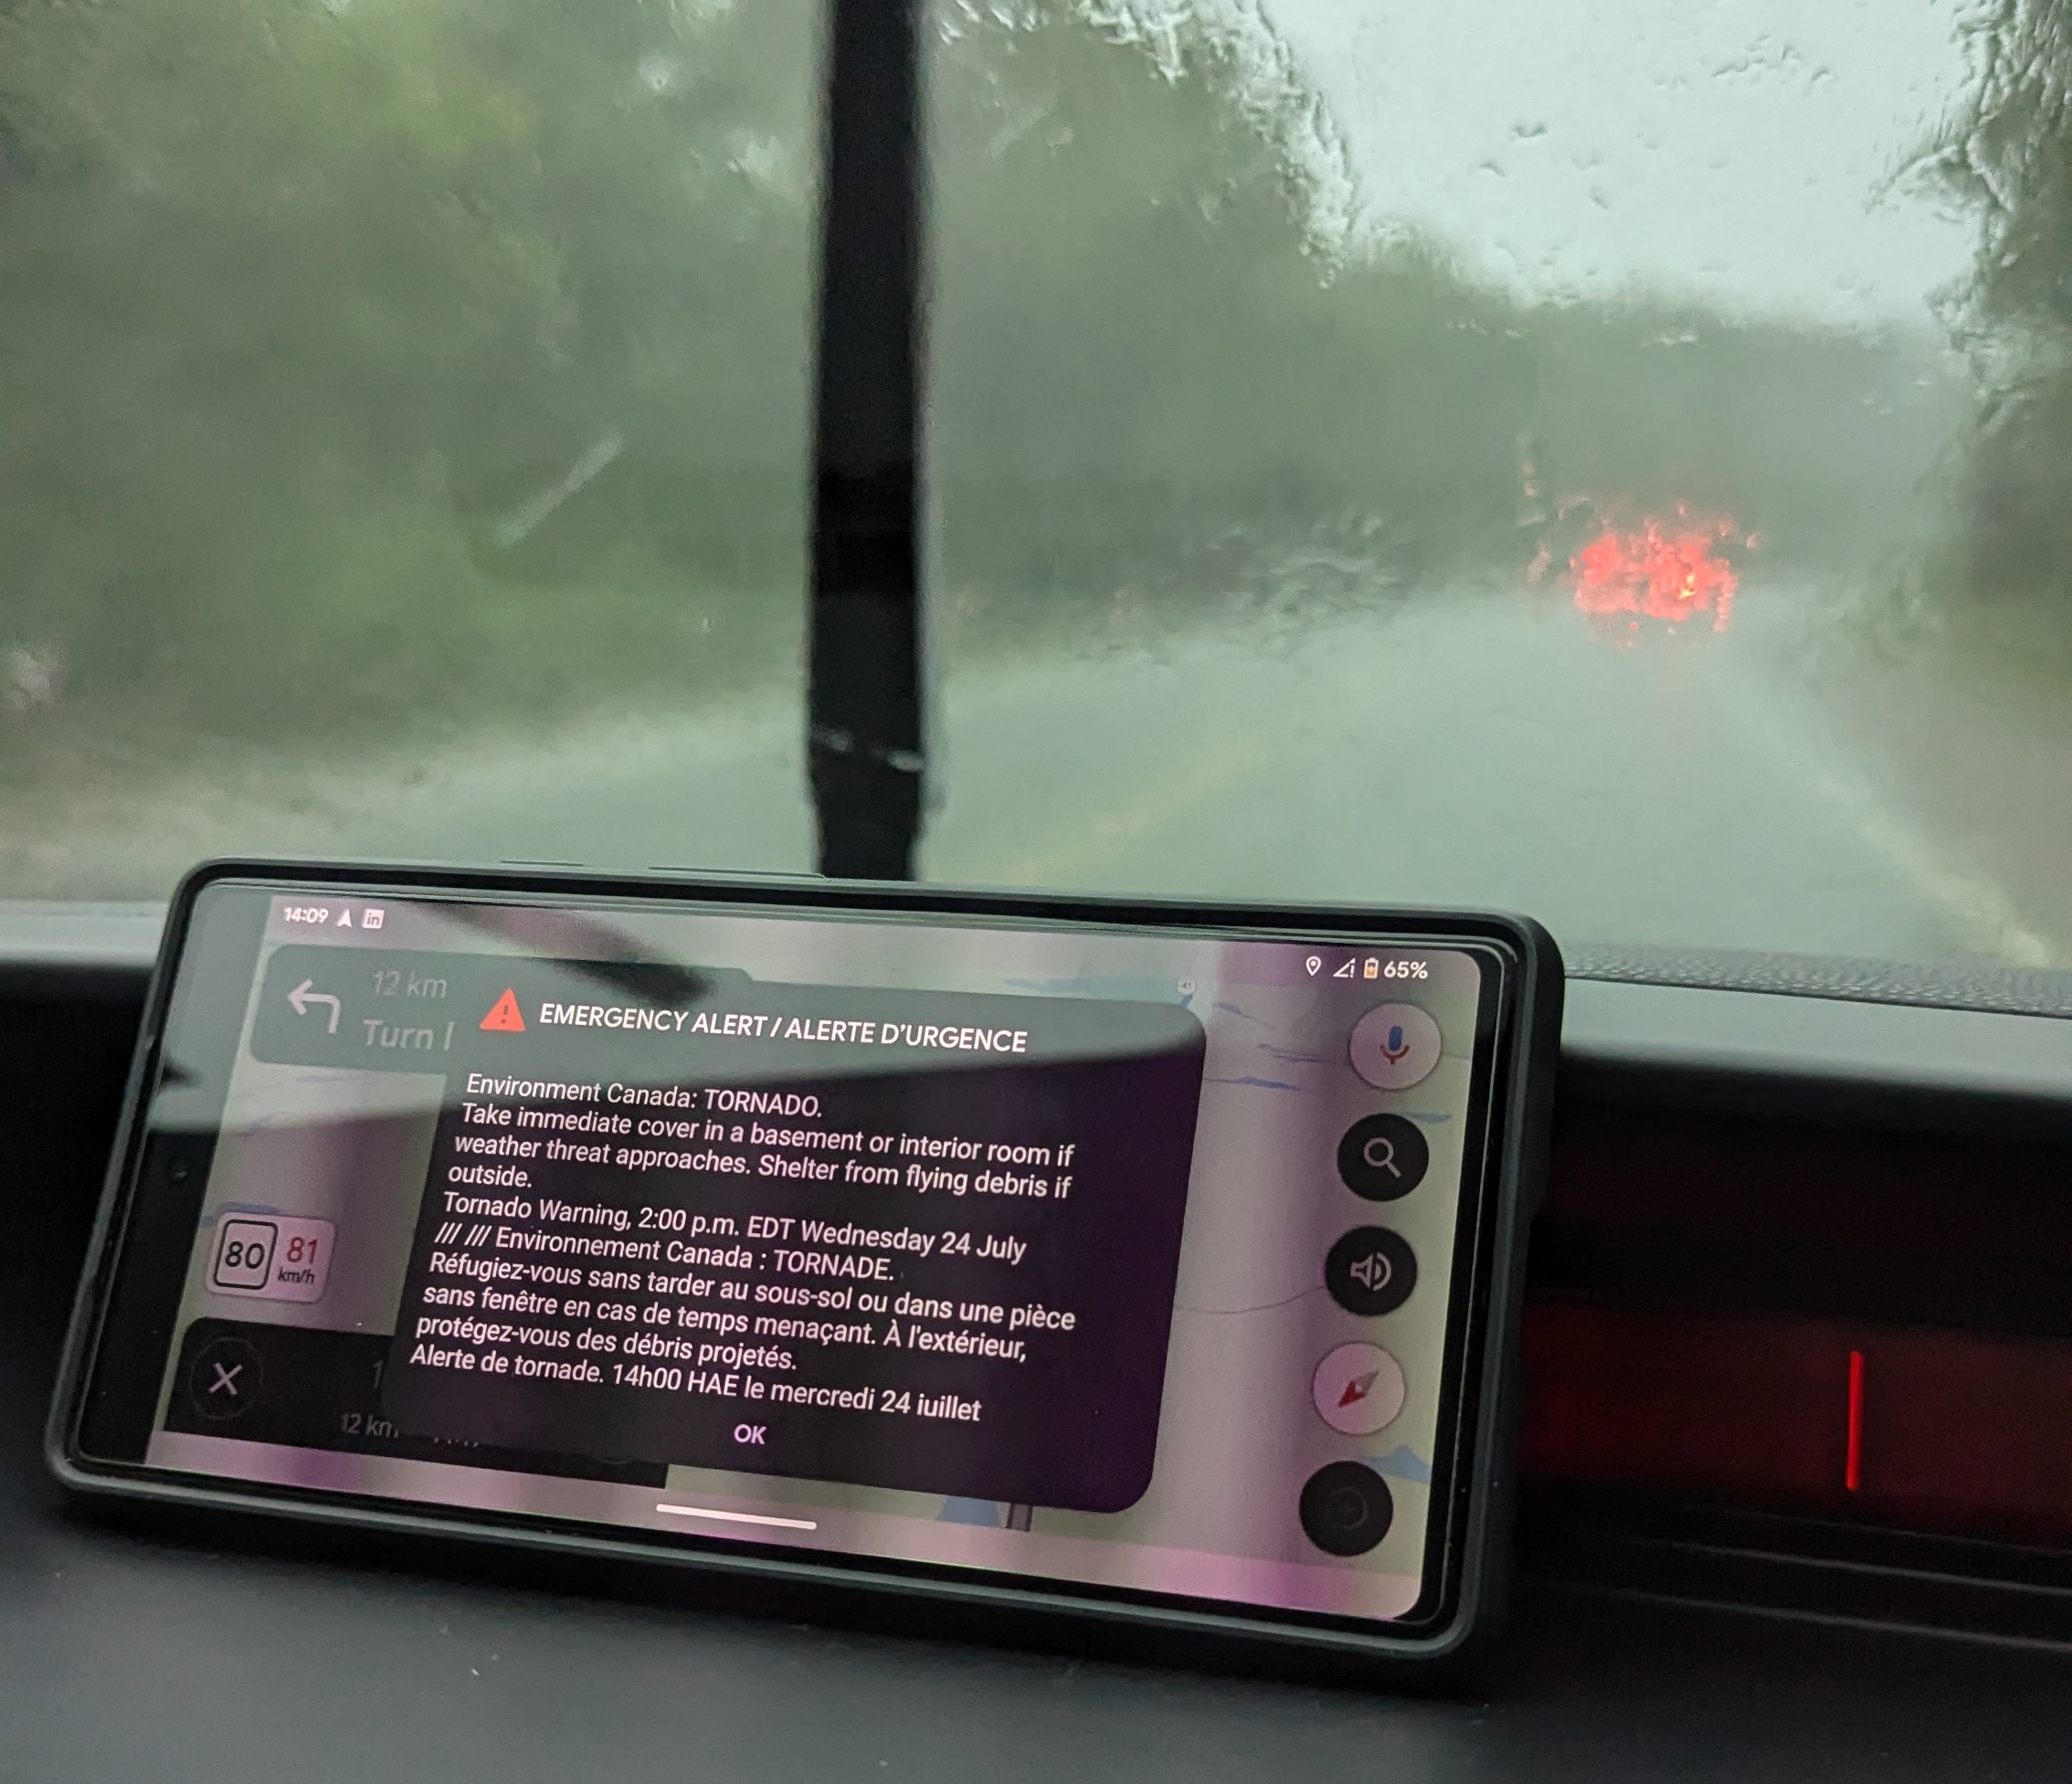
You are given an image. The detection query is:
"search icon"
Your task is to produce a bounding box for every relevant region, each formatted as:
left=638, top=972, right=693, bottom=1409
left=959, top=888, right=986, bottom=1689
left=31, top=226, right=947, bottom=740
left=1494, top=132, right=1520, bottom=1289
left=1337, top=1114, right=1428, bottom=1201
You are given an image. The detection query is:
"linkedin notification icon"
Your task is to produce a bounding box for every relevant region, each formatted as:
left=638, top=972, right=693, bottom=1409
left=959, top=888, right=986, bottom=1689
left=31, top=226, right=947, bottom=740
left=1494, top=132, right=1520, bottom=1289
left=1325, top=1226, right=1418, bottom=1317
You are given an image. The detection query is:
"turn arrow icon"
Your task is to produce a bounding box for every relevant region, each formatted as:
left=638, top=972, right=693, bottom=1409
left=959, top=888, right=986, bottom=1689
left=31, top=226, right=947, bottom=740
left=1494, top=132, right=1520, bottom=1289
left=288, top=978, right=341, bottom=1035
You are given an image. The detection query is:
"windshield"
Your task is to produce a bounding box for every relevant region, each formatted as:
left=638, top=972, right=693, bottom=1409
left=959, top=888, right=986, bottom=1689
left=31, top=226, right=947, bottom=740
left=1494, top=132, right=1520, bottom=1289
left=2, top=1, right=2066, bottom=981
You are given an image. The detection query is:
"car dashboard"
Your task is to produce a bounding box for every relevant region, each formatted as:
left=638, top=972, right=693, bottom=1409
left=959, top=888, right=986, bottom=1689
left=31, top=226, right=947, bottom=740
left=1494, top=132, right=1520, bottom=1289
left=6, top=926, right=2070, bottom=1780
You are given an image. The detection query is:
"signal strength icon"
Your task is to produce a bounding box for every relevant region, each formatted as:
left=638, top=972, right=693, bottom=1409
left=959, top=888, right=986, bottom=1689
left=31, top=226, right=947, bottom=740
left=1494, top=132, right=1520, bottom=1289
left=1331, top=959, right=1357, bottom=980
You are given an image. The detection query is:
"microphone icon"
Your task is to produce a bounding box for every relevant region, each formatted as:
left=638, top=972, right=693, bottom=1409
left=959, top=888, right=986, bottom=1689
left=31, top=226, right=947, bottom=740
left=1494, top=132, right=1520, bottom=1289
left=1350, top=1002, right=1441, bottom=1091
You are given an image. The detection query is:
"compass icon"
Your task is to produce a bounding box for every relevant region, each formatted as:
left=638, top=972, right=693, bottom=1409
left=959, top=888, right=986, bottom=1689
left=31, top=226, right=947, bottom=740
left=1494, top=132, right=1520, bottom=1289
left=1310, top=1341, right=1406, bottom=1436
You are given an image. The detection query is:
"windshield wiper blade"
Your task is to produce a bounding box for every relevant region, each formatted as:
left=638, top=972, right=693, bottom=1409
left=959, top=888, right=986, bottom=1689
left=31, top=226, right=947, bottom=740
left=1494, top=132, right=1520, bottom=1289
left=807, top=0, right=925, bottom=881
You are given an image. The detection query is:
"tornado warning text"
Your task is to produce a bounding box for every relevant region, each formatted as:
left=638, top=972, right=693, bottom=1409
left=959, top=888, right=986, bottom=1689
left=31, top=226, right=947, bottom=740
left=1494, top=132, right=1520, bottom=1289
left=378, top=966, right=1206, bottom=1512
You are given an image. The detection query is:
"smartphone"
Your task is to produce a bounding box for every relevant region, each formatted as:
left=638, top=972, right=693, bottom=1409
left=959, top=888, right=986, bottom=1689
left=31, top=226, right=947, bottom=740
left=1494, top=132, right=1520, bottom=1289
left=50, top=860, right=1560, bottom=1668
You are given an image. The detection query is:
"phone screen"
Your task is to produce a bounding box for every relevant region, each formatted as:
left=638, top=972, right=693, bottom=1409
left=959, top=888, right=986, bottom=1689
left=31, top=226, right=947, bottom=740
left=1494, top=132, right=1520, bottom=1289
left=75, top=876, right=1516, bottom=1632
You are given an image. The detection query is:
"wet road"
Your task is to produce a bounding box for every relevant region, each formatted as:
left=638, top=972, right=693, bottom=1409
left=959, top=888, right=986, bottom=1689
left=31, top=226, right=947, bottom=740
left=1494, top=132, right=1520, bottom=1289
left=9, top=585, right=2067, bottom=969
left=921, top=590, right=2062, bottom=966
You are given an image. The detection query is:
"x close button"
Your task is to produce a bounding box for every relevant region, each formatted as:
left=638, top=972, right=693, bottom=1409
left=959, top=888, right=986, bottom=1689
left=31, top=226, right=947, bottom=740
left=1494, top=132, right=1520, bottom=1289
left=188, top=1336, right=264, bottom=1420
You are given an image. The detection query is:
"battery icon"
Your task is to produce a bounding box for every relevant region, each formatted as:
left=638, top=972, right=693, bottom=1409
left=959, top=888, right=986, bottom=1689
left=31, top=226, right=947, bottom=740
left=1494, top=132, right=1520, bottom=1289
left=1363, top=958, right=1379, bottom=979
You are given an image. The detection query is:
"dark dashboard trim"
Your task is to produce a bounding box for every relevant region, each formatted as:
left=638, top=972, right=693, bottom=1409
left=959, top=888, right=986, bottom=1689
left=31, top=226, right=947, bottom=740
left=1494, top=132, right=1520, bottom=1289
left=5, top=896, right=2069, bottom=1653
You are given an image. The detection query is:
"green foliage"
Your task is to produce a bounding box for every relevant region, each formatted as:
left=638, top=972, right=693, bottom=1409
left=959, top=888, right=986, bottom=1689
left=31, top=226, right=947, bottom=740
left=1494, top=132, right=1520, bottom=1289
left=0, top=0, right=819, bottom=752
left=0, top=0, right=1963, bottom=769
left=1912, top=0, right=2072, bottom=635
left=928, top=3, right=1526, bottom=614
left=927, top=2, right=1947, bottom=642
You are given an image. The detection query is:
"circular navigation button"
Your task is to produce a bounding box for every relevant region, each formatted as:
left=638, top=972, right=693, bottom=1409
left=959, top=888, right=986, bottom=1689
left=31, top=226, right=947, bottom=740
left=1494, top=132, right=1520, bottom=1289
left=1311, top=1341, right=1407, bottom=1437
left=187, top=1336, right=264, bottom=1422
left=1299, top=1461, right=1395, bottom=1557
left=1325, top=1226, right=1418, bottom=1316
left=1337, top=1113, right=1429, bottom=1201
left=1349, top=1002, right=1443, bottom=1091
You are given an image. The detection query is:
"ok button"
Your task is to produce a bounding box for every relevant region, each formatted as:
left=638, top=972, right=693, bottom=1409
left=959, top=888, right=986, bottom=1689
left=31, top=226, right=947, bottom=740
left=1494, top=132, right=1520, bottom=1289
left=733, top=1423, right=767, bottom=1445
left=187, top=1336, right=264, bottom=1420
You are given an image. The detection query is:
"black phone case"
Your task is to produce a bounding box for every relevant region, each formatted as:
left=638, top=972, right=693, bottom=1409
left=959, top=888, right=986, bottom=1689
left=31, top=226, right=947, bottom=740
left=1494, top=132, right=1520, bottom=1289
left=48, top=857, right=1564, bottom=1678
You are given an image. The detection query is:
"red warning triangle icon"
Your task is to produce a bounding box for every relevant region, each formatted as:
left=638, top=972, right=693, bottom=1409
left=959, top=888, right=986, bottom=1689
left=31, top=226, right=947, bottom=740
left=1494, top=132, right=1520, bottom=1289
left=479, top=989, right=525, bottom=1033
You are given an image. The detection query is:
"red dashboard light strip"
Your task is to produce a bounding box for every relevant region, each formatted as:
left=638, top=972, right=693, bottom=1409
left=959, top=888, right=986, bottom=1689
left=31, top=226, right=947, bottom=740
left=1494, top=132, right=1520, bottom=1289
left=1846, top=1349, right=1864, bottom=1493
left=1521, top=1302, right=2072, bottom=1544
